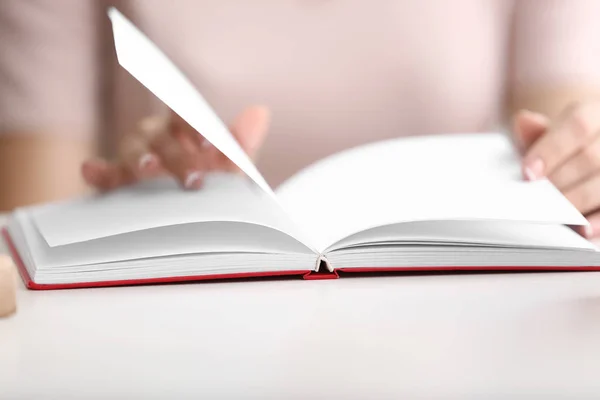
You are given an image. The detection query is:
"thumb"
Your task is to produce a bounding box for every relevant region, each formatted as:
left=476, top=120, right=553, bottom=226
left=512, top=109, right=550, bottom=153
left=230, top=105, right=271, bottom=159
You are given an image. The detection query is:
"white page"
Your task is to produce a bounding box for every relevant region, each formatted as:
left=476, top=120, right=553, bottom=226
left=276, top=133, right=588, bottom=253
left=31, top=174, right=307, bottom=248
left=328, top=220, right=597, bottom=252
left=108, top=8, right=274, bottom=200
left=14, top=212, right=314, bottom=269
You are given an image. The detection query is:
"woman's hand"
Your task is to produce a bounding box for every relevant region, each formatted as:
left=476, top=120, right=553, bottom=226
left=514, top=102, right=600, bottom=238
left=82, top=106, right=270, bottom=191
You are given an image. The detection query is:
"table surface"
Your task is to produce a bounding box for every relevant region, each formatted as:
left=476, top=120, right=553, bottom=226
left=2, top=216, right=600, bottom=399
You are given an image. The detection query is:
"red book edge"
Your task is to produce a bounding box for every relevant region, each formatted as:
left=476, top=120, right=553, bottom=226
left=4, top=227, right=600, bottom=290
left=337, top=265, right=600, bottom=273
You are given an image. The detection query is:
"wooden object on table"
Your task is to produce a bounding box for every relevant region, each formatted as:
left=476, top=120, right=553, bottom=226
left=0, top=255, right=16, bottom=317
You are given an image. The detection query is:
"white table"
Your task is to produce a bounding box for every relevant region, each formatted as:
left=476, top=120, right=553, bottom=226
left=2, top=216, right=600, bottom=399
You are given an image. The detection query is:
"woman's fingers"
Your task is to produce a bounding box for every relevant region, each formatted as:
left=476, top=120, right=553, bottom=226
left=83, top=116, right=166, bottom=190
left=150, top=126, right=211, bottom=189
left=153, top=107, right=269, bottom=180
left=83, top=106, right=269, bottom=191
left=215, top=105, right=271, bottom=171
left=81, top=159, right=107, bottom=188
left=584, top=210, right=600, bottom=239
left=548, top=134, right=600, bottom=190
left=513, top=110, right=549, bottom=153
left=523, top=103, right=600, bottom=180
left=564, top=172, right=600, bottom=215
left=235, top=105, right=271, bottom=158
left=119, top=133, right=162, bottom=179
left=81, top=158, right=135, bottom=191
left=513, top=104, right=600, bottom=242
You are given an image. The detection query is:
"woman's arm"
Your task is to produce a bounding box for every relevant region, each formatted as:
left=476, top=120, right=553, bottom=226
left=0, top=134, right=95, bottom=211
left=0, top=0, right=100, bottom=211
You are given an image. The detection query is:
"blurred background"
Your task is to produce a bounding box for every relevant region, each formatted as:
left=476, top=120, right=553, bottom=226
left=1, top=0, right=600, bottom=212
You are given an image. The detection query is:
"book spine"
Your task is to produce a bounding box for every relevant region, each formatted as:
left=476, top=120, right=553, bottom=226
left=302, top=255, right=338, bottom=280
left=316, top=255, right=333, bottom=272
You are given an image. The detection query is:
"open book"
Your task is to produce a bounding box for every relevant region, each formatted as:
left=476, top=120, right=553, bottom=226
left=4, top=9, right=600, bottom=290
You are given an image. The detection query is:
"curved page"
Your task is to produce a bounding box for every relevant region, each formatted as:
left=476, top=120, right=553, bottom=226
left=31, top=174, right=309, bottom=249
left=326, top=220, right=597, bottom=253
left=276, top=133, right=587, bottom=253
left=12, top=213, right=314, bottom=269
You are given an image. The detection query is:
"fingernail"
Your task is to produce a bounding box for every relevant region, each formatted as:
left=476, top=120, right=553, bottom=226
left=524, top=167, right=536, bottom=181
left=523, top=158, right=545, bottom=181
left=138, top=154, right=157, bottom=171
left=184, top=171, right=204, bottom=190
left=585, top=225, right=593, bottom=238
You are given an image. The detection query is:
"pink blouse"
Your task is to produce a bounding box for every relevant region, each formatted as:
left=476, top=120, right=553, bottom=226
left=1, top=0, right=600, bottom=185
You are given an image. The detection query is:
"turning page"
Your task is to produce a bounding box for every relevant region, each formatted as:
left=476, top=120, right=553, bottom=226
left=108, top=8, right=274, bottom=200
left=107, top=8, right=317, bottom=251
